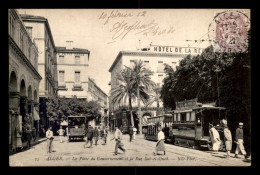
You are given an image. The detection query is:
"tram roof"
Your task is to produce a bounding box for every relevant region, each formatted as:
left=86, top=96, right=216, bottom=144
left=173, top=106, right=225, bottom=113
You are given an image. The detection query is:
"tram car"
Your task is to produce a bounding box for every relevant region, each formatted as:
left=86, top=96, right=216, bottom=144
left=169, top=99, right=226, bottom=150
left=144, top=114, right=173, bottom=142
left=68, top=116, right=86, bottom=142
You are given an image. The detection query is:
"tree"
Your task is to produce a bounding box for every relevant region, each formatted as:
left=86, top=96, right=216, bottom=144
left=128, top=60, right=155, bottom=134
left=145, top=83, right=162, bottom=116
left=111, top=67, right=150, bottom=128
left=161, top=30, right=251, bottom=154
left=45, top=95, right=102, bottom=127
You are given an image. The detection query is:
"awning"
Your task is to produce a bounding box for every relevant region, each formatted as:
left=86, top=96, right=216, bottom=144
left=33, top=108, right=40, bottom=121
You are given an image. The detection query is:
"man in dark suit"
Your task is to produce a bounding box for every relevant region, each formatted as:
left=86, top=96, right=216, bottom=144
left=129, top=126, right=133, bottom=142
left=84, top=125, right=94, bottom=148
left=93, top=126, right=100, bottom=145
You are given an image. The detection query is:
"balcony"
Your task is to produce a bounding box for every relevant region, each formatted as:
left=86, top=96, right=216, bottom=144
left=72, top=84, right=83, bottom=91
left=58, top=83, right=67, bottom=91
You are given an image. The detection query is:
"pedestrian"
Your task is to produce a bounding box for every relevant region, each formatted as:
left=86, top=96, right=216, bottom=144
left=57, top=126, right=65, bottom=143
left=84, top=125, right=94, bottom=148
left=129, top=126, right=133, bottom=142
left=133, top=127, right=137, bottom=140
left=113, top=126, right=125, bottom=155
left=234, top=122, right=248, bottom=159
left=93, top=126, right=99, bottom=145
left=102, top=127, right=108, bottom=145
left=32, top=127, right=36, bottom=142
left=209, top=123, right=221, bottom=152
left=154, top=126, right=166, bottom=156
left=25, top=124, right=32, bottom=149
left=223, top=124, right=232, bottom=158
left=46, top=126, right=54, bottom=154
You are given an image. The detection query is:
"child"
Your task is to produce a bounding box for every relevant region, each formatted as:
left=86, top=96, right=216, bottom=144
left=57, top=126, right=65, bottom=143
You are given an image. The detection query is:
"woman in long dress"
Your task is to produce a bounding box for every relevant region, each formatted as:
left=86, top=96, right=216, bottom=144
left=154, top=126, right=166, bottom=156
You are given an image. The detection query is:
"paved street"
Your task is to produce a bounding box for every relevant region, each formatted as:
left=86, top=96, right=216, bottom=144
left=9, top=133, right=251, bottom=166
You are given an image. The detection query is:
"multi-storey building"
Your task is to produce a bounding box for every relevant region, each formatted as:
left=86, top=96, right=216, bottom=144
left=88, top=77, right=108, bottom=127
left=108, top=44, right=204, bottom=132
left=20, top=14, right=58, bottom=127
left=56, top=41, right=90, bottom=99
left=9, top=9, right=42, bottom=154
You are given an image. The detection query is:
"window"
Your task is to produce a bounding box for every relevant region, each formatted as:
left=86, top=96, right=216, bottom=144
left=172, top=62, right=177, bottom=71
left=20, top=32, right=24, bottom=52
left=59, top=71, right=65, bottom=82
left=144, top=61, right=150, bottom=70
left=186, top=112, right=190, bottom=121
left=180, top=113, right=186, bottom=123
left=158, top=74, right=163, bottom=86
left=157, top=61, right=164, bottom=72
left=75, top=56, right=80, bottom=64
left=59, top=55, right=64, bottom=64
left=28, top=42, right=31, bottom=60
left=75, top=71, right=80, bottom=83
left=130, top=60, right=134, bottom=67
left=26, top=27, right=32, bottom=38
left=191, top=112, right=195, bottom=121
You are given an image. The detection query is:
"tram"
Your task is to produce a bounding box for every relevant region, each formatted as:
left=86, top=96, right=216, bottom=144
left=144, top=114, right=173, bottom=142
left=144, top=98, right=226, bottom=150
left=170, top=99, right=226, bottom=149
left=67, top=116, right=86, bottom=142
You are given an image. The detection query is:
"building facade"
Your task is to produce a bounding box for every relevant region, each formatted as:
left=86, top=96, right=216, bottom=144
left=9, top=9, right=42, bottom=154
left=56, top=42, right=90, bottom=99
left=88, top=77, right=108, bottom=127
left=108, top=44, right=204, bottom=132
left=20, top=14, right=58, bottom=128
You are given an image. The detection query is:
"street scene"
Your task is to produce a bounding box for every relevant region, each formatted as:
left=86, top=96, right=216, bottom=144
left=9, top=133, right=250, bottom=166
left=8, top=9, right=251, bottom=166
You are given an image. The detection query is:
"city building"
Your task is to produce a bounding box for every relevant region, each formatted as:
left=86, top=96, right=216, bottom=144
left=108, top=44, right=204, bottom=132
left=20, top=14, right=58, bottom=128
left=88, top=77, right=108, bottom=127
left=9, top=9, right=42, bottom=154
left=56, top=41, right=90, bottom=99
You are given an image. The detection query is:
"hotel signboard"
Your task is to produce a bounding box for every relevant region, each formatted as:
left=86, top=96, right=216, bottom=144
left=151, top=45, right=204, bottom=55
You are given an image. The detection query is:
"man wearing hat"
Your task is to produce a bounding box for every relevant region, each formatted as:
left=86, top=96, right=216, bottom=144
left=234, top=122, right=248, bottom=159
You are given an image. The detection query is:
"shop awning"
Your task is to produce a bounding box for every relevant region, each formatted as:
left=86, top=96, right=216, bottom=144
left=33, top=108, right=40, bottom=121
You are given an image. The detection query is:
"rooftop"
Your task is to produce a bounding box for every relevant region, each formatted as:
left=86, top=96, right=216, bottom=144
left=20, top=14, right=47, bottom=21
left=56, top=47, right=90, bottom=53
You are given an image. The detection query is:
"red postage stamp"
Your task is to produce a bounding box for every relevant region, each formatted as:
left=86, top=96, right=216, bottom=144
left=209, top=11, right=250, bottom=53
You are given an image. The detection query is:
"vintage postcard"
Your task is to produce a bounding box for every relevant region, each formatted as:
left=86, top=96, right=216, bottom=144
left=8, top=9, right=251, bottom=166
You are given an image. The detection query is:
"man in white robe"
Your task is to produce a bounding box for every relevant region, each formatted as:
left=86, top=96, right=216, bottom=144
left=209, top=124, right=221, bottom=152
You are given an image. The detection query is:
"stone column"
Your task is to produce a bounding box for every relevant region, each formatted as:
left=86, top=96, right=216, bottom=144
left=9, top=92, right=20, bottom=154
left=34, top=102, right=40, bottom=137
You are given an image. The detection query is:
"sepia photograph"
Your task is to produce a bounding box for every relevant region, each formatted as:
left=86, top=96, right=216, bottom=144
left=8, top=9, right=251, bottom=166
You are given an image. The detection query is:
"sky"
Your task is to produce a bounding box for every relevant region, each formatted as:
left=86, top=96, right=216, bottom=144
left=16, top=9, right=250, bottom=95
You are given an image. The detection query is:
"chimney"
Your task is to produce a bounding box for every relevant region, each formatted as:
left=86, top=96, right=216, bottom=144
left=66, top=41, right=73, bottom=50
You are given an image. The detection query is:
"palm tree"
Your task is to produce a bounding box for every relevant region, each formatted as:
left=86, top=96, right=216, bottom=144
left=128, top=60, right=155, bottom=134
left=145, top=83, right=162, bottom=116
left=111, top=68, right=149, bottom=128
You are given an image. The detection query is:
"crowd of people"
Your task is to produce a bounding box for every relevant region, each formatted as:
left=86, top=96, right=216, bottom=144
left=208, top=120, right=249, bottom=160
left=43, top=120, right=249, bottom=160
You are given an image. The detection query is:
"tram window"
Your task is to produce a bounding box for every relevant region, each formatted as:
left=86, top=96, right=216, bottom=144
left=186, top=112, right=190, bottom=121
left=178, top=114, right=181, bottom=122
left=191, top=112, right=195, bottom=121
left=181, top=113, right=186, bottom=123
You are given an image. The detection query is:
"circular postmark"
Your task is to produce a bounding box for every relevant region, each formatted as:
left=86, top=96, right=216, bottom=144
left=208, top=10, right=250, bottom=53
